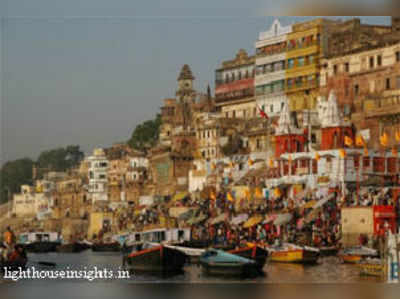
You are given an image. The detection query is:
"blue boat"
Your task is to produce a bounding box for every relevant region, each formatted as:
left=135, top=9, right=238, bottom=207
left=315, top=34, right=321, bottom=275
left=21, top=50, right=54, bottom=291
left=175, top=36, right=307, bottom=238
left=200, top=248, right=260, bottom=277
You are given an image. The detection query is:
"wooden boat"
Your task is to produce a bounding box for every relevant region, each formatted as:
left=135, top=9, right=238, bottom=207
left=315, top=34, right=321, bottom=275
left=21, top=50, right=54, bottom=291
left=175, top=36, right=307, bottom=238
left=338, top=246, right=378, bottom=264
left=267, top=243, right=320, bottom=264
left=92, top=242, right=121, bottom=252
left=319, top=246, right=339, bottom=257
left=18, top=232, right=62, bottom=253
left=56, top=242, right=90, bottom=253
left=124, top=243, right=186, bottom=273
left=163, top=244, right=205, bottom=264
left=228, top=245, right=268, bottom=272
left=358, top=259, right=385, bottom=277
left=200, top=248, right=259, bottom=277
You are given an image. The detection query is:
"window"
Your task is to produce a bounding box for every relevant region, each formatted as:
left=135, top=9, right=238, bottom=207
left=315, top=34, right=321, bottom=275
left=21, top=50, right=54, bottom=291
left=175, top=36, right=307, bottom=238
left=232, top=111, right=236, bottom=118
left=344, top=62, right=349, bottom=72
left=386, top=78, right=391, bottom=90
left=333, top=64, right=338, bottom=74
left=288, top=59, right=295, bottom=69
left=369, top=56, right=374, bottom=68
left=396, top=51, right=400, bottom=62
left=270, top=105, right=274, bottom=113
left=354, top=84, right=359, bottom=95
left=377, top=55, right=382, bottom=66
left=298, top=56, right=305, bottom=67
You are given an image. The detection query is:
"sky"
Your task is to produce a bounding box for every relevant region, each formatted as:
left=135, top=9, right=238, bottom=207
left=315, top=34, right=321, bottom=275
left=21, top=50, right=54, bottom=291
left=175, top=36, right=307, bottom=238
left=0, top=1, right=391, bottom=163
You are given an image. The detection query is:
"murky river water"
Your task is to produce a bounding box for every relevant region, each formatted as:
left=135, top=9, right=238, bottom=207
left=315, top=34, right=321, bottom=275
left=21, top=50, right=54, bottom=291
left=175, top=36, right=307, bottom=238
left=2, top=251, right=381, bottom=283
left=0, top=251, right=385, bottom=299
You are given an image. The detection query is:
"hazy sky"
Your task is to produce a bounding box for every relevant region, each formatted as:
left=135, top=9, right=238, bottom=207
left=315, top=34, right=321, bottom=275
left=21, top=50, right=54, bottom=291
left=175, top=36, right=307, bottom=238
left=0, top=1, right=390, bottom=162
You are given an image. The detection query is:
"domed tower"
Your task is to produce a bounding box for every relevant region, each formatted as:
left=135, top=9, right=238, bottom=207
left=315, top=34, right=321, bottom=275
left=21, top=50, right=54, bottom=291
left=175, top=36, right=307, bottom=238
left=176, top=64, right=196, bottom=103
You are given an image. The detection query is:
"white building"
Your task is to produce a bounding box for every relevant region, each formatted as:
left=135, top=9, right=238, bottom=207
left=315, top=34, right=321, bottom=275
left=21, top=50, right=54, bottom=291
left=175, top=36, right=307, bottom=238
left=13, top=185, right=54, bottom=218
left=86, top=148, right=109, bottom=202
left=255, top=19, right=292, bottom=117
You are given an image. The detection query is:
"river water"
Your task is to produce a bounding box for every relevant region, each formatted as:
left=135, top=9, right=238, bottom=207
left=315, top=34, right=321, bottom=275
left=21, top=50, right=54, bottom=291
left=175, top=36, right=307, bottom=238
left=1, top=251, right=387, bottom=299
left=2, top=251, right=381, bottom=283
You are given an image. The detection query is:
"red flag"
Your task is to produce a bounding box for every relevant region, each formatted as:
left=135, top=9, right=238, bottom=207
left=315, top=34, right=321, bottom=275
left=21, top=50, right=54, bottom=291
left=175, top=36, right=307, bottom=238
left=258, top=105, right=268, bottom=119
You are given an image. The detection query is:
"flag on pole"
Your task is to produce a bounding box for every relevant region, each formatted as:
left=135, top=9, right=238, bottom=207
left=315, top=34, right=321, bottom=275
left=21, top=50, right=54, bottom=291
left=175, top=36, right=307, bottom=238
left=258, top=105, right=268, bottom=119
left=210, top=191, right=216, bottom=201
left=227, top=192, right=234, bottom=202
left=255, top=187, right=263, bottom=198
left=248, top=158, right=254, bottom=166
left=380, top=132, right=388, bottom=147
left=364, top=147, right=369, bottom=157
left=268, top=158, right=274, bottom=168
left=396, top=130, right=400, bottom=143
left=315, top=152, right=320, bottom=161
left=355, top=135, right=366, bottom=147
left=344, top=135, right=353, bottom=147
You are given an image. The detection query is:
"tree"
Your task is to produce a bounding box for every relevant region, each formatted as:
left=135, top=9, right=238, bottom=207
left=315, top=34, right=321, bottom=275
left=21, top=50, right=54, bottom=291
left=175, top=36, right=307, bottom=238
left=36, top=145, right=84, bottom=177
left=127, top=114, right=161, bottom=152
left=0, top=158, right=34, bottom=203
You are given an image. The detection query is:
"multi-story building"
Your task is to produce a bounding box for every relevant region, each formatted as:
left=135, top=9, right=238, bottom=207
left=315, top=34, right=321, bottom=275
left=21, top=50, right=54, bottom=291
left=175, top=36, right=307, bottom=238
left=320, top=41, right=400, bottom=148
left=86, top=148, right=109, bottom=203
left=214, top=49, right=256, bottom=119
left=12, top=185, right=53, bottom=219
left=255, top=19, right=292, bottom=118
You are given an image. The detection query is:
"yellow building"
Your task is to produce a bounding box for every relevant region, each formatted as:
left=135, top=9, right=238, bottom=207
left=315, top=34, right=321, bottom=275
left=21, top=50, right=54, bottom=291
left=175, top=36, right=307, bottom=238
left=285, top=18, right=333, bottom=111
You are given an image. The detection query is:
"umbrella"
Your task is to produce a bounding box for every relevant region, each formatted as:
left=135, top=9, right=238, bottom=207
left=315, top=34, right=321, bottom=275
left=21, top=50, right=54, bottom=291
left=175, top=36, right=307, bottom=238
left=243, top=215, right=263, bottom=228
left=231, top=213, right=249, bottom=225
left=263, top=214, right=277, bottom=224
left=210, top=213, right=226, bottom=225
left=313, top=193, right=335, bottom=209
left=273, top=213, right=293, bottom=226
left=172, top=191, right=189, bottom=202
left=187, top=213, right=207, bottom=225
left=178, top=208, right=196, bottom=221
left=303, top=200, right=317, bottom=209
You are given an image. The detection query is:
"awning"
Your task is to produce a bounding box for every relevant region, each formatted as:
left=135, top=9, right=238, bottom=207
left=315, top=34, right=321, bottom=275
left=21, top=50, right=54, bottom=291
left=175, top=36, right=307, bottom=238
left=210, top=213, right=226, bottom=225
left=172, top=191, right=189, bottom=202
left=243, top=215, right=263, bottom=228
left=313, top=193, right=335, bottom=209
left=303, top=200, right=317, bottom=209
left=188, top=214, right=207, bottom=225
left=178, top=208, right=197, bottom=221
left=231, top=213, right=249, bottom=225
left=263, top=214, right=277, bottom=224
left=273, top=213, right=293, bottom=226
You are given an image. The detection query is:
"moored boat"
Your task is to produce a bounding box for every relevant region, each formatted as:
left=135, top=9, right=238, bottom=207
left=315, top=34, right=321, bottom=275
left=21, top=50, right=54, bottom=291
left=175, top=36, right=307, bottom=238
left=338, top=246, right=378, bottom=264
left=124, top=243, right=186, bottom=273
left=56, top=242, right=90, bottom=253
left=200, top=248, right=259, bottom=277
left=228, top=245, right=268, bottom=272
left=92, top=242, right=121, bottom=252
left=319, top=246, right=339, bottom=257
left=163, top=244, right=205, bottom=264
left=18, top=232, right=62, bottom=253
left=267, top=243, right=320, bottom=264
left=358, top=259, right=385, bottom=277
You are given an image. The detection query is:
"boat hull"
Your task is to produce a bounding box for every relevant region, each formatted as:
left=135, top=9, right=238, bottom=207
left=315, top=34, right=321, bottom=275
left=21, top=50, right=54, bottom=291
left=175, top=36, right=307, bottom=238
left=125, top=245, right=186, bottom=273
left=319, top=246, right=339, bottom=257
left=92, top=242, right=121, bottom=252
left=269, top=249, right=319, bottom=264
left=358, top=263, right=385, bottom=277
left=56, top=243, right=89, bottom=253
left=23, top=241, right=60, bottom=253
left=228, top=246, right=268, bottom=272
left=340, top=255, right=363, bottom=264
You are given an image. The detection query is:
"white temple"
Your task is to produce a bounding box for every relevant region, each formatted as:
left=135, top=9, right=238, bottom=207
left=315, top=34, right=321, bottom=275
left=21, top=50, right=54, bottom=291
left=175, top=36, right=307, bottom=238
left=317, top=90, right=349, bottom=128
left=276, top=101, right=302, bottom=135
